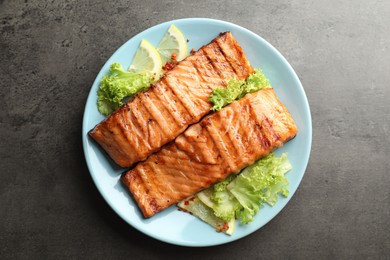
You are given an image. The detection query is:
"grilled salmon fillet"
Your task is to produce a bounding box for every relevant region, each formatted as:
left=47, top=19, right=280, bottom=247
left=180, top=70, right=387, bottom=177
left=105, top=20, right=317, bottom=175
left=89, top=32, right=254, bottom=168
left=122, top=89, right=298, bottom=218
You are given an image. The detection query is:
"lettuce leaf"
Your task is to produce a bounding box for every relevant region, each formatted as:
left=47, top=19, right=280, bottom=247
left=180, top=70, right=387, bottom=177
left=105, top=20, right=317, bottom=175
left=212, top=189, right=241, bottom=221
left=211, top=175, right=240, bottom=221
left=97, top=63, right=153, bottom=115
left=245, top=68, right=272, bottom=93
left=228, top=153, right=291, bottom=224
left=209, top=78, right=245, bottom=111
left=209, top=69, right=271, bottom=111
left=194, top=153, right=291, bottom=225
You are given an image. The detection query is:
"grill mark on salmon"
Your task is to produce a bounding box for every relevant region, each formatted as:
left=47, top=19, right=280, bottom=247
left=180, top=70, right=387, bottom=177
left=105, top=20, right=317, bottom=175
left=164, top=74, right=201, bottom=119
left=204, top=118, right=236, bottom=173
left=239, top=104, right=258, bottom=160
left=215, top=35, right=249, bottom=79
left=202, top=42, right=236, bottom=83
left=122, top=89, right=298, bottom=218
left=213, top=42, right=239, bottom=77
left=191, top=60, right=212, bottom=91
left=160, top=76, right=196, bottom=120
left=123, top=105, right=151, bottom=151
left=131, top=97, right=162, bottom=146
left=157, top=79, right=192, bottom=125
left=108, top=113, right=133, bottom=162
left=220, top=109, right=246, bottom=166
left=95, top=120, right=129, bottom=165
left=246, top=103, right=268, bottom=150
left=89, top=32, right=254, bottom=168
left=175, top=124, right=220, bottom=164
left=172, top=60, right=212, bottom=112
left=201, top=48, right=225, bottom=85
left=148, top=86, right=184, bottom=131
left=122, top=112, right=146, bottom=157
left=223, top=107, right=246, bottom=165
left=190, top=49, right=226, bottom=93
left=117, top=111, right=139, bottom=159
left=249, top=104, right=276, bottom=149
left=139, top=91, right=173, bottom=138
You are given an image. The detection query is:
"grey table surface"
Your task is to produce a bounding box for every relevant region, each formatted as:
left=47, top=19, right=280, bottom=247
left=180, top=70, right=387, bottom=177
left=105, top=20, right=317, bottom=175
left=1, top=0, right=389, bottom=259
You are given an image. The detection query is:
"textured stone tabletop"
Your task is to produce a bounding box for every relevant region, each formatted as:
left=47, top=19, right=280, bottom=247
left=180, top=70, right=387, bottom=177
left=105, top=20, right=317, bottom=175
left=1, top=0, right=389, bottom=259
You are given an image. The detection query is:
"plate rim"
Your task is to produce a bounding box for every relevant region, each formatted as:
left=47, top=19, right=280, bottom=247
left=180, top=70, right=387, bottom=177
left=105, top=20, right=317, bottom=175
left=82, top=17, right=312, bottom=247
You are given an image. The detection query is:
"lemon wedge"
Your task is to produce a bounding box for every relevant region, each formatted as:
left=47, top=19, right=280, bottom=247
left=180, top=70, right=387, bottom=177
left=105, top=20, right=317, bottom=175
left=157, top=24, right=188, bottom=65
left=178, top=197, right=235, bottom=235
left=129, top=39, right=162, bottom=77
left=197, top=188, right=215, bottom=208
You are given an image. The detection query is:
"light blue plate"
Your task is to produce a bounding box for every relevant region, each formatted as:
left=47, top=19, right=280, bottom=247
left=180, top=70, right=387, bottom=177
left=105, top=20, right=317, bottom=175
left=82, top=18, right=312, bottom=247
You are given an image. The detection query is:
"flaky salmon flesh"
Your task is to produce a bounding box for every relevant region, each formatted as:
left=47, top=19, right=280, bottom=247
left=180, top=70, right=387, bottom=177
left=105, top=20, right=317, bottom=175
left=122, top=89, right=298, bottom=218
left=89, top=32, right=254, bottom=168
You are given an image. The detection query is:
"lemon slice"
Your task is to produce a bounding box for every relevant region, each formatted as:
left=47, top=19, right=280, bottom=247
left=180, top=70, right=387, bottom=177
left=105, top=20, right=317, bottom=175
left=178, top=197, right=235, bottom=235
left=157, top=24, right=188, bottom=65
left=129, top=39, right=162, bottom=76
left=197, top=188, right=215, bottom=208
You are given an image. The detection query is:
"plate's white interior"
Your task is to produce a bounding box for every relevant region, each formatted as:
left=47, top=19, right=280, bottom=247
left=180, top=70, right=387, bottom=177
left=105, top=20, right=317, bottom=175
left=82, top=18, right=312, bottom=247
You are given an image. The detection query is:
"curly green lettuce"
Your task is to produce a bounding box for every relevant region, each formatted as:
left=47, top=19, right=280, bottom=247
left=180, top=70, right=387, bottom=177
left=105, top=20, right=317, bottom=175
left=209, top=69, right=271, bottom=111
left=228, top=153, right=291, bottom=224
left=97, top=63, right=153, bottom=115
left=211, top=175, right=241, bottom=221
left=195, top=153, right=291, bottom=225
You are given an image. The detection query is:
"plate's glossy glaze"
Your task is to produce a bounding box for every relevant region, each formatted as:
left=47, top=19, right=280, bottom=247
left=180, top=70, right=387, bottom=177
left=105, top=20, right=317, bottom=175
left=82, top=18, right=312, bottom=247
